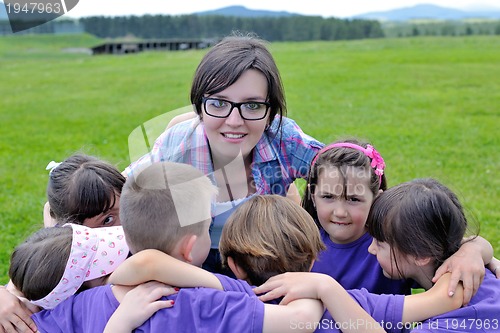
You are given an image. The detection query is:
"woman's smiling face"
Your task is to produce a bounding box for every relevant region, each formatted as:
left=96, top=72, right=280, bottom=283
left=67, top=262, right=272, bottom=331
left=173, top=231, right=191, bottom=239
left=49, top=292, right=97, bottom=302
left=202, top=69, right=270, bottom=163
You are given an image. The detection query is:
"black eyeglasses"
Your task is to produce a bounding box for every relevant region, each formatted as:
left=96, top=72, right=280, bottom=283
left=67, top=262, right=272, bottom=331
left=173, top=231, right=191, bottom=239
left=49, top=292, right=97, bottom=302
left=202, top=97, right=270, bottom=121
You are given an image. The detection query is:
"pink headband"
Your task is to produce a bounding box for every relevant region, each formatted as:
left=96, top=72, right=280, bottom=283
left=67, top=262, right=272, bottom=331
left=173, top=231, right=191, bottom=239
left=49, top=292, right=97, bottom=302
left=312, top=142, right=386, bottom=186
left=30, top=224, right=129, bottom=309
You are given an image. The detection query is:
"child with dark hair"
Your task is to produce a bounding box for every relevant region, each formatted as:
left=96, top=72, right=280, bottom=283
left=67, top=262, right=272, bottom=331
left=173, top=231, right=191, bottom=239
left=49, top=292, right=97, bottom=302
left=302, top=139, right=493, bottom=302
left=256, top=179, right=500, bottom=332
left=8, top=224, right=129, bottom=309
left=366, top=178, right=500, bottom=332
left=0, top=153, right=126, bottom=333
left=44, top=153, right=125, bottom=228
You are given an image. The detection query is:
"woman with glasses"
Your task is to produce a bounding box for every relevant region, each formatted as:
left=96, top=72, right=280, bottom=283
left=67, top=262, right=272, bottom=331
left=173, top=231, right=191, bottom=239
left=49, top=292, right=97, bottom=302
left=126, top=34, right=324, bottom=274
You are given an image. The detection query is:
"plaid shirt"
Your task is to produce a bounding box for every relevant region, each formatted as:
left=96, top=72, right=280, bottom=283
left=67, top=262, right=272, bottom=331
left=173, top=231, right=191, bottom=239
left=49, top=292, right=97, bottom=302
left=126, top=116, right=323, bottom=247
left=126, top=116, right=323, bottom=196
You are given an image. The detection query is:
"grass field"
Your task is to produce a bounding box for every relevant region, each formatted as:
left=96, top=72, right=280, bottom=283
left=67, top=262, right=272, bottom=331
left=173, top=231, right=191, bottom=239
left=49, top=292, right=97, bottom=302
left=0, top=34, right=499, bottom=283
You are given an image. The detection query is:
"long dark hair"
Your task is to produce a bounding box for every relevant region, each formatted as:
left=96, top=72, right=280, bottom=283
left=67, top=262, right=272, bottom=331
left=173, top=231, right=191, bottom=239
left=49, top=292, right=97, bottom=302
left=367, top=178, right=472, bottom=275
left=47, top=154, right=125, bottom=224
left=9, top=226, right=72, bottom=301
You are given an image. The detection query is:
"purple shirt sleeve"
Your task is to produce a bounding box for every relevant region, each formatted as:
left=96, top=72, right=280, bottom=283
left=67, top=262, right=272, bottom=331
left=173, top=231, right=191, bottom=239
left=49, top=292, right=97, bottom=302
left=315, top=288, right=405, bottom=333
left=33, top=283, right=265, bottom=333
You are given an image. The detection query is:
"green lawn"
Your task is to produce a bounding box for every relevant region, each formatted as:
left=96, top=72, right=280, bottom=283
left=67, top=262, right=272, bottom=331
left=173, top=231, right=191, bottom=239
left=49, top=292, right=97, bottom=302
left=0, top=34, right=498, bottom=283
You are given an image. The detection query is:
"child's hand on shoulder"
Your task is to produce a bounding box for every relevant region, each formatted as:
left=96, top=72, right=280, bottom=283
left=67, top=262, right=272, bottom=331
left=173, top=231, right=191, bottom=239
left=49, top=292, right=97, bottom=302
left=253, top=272, right=334, bottom=305
left=104, top=281, right=178, bottom=333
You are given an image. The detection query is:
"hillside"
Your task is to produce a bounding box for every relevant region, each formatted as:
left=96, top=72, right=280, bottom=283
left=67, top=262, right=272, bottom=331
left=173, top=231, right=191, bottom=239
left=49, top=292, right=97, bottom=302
left=354, top=4, right=500, bottom=21
left=196, top=5, right=299, bottom=17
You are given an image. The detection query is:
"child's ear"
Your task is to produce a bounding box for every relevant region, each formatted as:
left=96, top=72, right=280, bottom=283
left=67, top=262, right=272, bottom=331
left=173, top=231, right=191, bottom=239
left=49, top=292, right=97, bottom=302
left=414, top=256, right=432, bottom=267
left=308, top=259, right=315, bottom=272
left=179, top=234, right=198, bottom=263
left=227, top=257, right=248, bottom=280
left=376, top=189, right=383, bottom=197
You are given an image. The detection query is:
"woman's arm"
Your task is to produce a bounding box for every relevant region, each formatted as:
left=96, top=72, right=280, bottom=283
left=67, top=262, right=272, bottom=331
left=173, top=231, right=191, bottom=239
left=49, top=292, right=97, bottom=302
left=165, top=112, right=197, bottom=130
left=108, top=249, right=223, bottom=290
left=486, top=257, right=500, bottom=278
left=0, top=284, right=38, bottom=333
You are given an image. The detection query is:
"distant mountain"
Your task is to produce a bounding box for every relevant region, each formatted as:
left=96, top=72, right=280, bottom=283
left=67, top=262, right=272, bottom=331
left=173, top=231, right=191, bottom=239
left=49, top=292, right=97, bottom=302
left=354, top=4, right=500, bottom=21
left=195, top=5, right=300, bottom=18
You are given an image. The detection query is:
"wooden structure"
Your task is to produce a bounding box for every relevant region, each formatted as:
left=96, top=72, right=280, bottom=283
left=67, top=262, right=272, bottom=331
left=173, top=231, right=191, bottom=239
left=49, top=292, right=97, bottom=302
left=91, top=39, right=217, bottom=55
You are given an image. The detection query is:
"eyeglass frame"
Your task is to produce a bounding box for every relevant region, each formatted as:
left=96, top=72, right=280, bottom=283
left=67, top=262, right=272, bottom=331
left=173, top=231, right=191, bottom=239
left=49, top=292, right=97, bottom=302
left=201, top=97, right=271, bottom=121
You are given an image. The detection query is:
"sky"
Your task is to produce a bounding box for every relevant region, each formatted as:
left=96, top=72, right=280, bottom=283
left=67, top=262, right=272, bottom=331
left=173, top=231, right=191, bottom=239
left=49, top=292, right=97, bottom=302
left=67, top=0, right=500, bottom=18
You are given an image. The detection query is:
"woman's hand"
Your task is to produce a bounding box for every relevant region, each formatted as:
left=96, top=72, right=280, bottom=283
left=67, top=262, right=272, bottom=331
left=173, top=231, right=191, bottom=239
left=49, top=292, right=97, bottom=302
left=486, top=257, right=500, bottom=279
left=432, top=239, right=487, bottom=305
left=0, top=286, right=38, bottom=333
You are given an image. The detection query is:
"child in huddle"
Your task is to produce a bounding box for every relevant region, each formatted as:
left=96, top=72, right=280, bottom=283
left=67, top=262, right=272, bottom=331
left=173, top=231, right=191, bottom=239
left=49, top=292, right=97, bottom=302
left=14, top=162, right=325, bottom=333
left=303, top=139, right=492, bottom=301
left=256, top=179, right=500, bottom=332
left=44, top=153, right=125, bottom=228
left=8, top=224, right=130, bottom=309
left=110, top=194, right=464, bottom=333
left=0, top=153, right=126, bottom=333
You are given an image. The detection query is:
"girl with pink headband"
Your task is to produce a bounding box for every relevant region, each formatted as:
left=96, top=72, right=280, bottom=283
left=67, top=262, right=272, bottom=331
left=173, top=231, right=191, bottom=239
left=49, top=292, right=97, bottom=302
left=302, top=138, right=493, bottom=304
left=9, top=223, right=130, bottom=309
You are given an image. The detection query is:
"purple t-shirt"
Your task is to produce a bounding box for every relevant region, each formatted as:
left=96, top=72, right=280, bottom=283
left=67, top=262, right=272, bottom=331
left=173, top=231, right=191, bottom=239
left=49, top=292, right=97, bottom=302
left=407, top=271, right=500, bottom=332
left=310, top=288, right=405, bottom=333
left=32, top=274, right=264, bottom=333
left=312, top=229, right=412, bottom=295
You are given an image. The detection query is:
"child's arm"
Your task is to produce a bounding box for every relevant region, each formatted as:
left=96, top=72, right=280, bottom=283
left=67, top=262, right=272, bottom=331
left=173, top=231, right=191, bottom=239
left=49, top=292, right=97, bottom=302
left=432, top=235, right=493, bottom=304
left=255, top=272, right=464, bottom=331
left=402, top=273, right=463, bottom=323
left=108, top=249, right=223, bottom=290
left=263, top=299, right=326, bottom=333
left=256, top=273, right=386, bottom=333
left=104, top=282, right=176, bottom=333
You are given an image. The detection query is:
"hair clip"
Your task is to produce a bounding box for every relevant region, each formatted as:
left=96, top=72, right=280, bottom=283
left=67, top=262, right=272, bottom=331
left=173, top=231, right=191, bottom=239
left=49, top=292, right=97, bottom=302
left=312, top=142, right=386, bottom=187
left=46, top=161, right=62, bottom=174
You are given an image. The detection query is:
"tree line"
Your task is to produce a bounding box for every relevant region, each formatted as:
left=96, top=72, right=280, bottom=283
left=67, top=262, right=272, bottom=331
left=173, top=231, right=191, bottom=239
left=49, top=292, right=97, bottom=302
left=78, top=15, right=384, bottom=41
left=3, top=15, right=497, bottom=39
left=383, top=20, right=500, bottom=38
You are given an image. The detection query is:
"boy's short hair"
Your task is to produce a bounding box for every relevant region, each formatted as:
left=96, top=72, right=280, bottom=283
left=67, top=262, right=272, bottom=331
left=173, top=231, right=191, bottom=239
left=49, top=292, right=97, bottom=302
left=219, top=195, right=325, bottom=286
left=120, top=162, right=217, bottom=254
